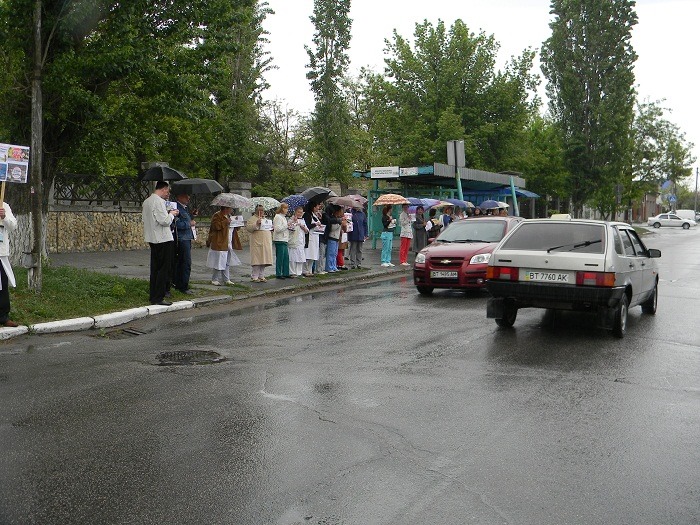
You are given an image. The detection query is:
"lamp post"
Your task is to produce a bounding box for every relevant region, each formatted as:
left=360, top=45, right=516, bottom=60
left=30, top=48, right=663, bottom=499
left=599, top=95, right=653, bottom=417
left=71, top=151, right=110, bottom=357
left=695, top=167, right=698, bottom=217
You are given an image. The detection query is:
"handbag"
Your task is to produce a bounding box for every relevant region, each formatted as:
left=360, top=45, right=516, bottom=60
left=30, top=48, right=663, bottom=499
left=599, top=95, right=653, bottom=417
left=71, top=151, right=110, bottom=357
left=232, top=228, right=242, bottom=250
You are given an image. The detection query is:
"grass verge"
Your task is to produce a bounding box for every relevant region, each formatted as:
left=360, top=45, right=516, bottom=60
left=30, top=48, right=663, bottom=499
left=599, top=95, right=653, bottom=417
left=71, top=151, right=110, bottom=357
left=10, top=267, right=245, bottom=325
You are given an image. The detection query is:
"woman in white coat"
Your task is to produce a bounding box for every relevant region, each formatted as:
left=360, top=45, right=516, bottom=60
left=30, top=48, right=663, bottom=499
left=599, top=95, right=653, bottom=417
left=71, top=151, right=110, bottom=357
left=0, top=201, right=18, bottom=327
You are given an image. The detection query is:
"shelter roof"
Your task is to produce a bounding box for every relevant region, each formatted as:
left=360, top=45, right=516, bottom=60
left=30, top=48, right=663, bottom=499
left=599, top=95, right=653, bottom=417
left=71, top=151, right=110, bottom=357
left=354, top=164, right=528, bottom=191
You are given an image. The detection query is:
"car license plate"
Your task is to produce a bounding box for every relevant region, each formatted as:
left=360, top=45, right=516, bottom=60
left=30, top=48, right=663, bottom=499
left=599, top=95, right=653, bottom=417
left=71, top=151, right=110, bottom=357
left=522, top=269, right=571, bottom=283
left=431, top=270, right=458, bottom=279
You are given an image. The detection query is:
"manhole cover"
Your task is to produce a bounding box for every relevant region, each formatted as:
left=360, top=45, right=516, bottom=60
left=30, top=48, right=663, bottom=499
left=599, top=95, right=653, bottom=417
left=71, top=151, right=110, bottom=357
left=156, top=350, right=226, bottom=366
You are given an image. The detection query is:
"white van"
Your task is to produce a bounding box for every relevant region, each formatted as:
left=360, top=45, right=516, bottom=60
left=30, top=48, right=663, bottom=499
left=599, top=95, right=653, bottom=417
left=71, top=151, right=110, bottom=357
left=675, top=209, right=700, bottom=222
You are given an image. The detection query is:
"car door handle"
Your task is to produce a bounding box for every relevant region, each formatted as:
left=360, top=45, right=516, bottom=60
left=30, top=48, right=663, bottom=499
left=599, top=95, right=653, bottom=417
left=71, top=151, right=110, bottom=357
left=629, top=263, right=634, bottom=268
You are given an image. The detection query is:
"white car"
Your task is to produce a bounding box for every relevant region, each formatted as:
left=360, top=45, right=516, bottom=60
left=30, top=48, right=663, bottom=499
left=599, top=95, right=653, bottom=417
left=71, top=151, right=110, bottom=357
left=646, top=213, right=696, bottom=229
left=485, top=219, right=661, bottom=337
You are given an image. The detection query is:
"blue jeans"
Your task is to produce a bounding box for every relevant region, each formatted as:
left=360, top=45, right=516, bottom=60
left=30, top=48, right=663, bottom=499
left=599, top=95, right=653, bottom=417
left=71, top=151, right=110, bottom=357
left=326, top=239, right=339, bottom=271
left=174, top=239, right=192, bottom=291
left=380, top=232, right=393, bottom=263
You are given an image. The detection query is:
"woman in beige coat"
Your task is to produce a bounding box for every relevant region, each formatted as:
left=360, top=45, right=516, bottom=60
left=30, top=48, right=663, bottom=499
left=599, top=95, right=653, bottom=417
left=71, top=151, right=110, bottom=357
left=245, top=204, right=273, bottom=282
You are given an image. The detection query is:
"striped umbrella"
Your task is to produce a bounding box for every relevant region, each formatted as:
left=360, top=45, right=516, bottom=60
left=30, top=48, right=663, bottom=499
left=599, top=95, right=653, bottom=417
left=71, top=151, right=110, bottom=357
left=373, top=193, right=410, bottom=206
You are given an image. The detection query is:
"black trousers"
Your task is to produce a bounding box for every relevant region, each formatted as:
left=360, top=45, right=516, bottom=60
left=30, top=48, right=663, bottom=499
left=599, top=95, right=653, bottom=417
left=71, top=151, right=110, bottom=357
left=0, top=262, right=10, bottom=323
left=149, top=241, right=174, bottom=304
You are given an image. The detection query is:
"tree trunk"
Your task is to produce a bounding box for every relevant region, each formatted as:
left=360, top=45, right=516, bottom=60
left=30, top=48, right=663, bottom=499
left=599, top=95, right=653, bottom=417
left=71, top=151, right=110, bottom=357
left=29, top=0, right=43, bottom=292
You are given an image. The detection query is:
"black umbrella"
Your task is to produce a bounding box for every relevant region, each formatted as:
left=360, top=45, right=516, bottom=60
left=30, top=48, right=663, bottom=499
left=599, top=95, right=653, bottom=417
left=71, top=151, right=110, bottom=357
left=170, top=178, right=223, bottom=195
left=139, top=166, right=188, bottom=182
left=301, top=186, right=338, bottom=203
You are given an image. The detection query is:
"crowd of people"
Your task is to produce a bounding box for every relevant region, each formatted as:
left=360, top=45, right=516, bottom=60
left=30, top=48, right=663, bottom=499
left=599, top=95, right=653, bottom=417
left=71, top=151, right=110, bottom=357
left=141, top=182, right=507, bottom=303
left=245, top=200, right=369, bottom=280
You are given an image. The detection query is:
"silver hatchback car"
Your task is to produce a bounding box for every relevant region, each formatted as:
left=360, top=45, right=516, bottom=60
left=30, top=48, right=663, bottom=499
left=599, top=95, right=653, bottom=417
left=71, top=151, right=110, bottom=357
left=485, top=219, right=661, bottom=337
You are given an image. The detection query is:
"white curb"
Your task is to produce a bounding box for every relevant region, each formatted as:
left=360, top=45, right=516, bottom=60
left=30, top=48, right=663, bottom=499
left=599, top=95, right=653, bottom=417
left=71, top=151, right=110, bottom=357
left=94, top=307, right=149, bottom=329
left=31, top=317, right=95, bottom=334
left=146, top=300, right=194, bottom=315
left=0, top=326, right=29, bottom=340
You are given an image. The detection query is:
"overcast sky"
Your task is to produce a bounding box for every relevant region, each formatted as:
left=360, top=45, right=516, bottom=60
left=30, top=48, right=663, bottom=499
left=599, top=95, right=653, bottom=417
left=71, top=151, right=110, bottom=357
left=262, top=0, right=699, bottom=185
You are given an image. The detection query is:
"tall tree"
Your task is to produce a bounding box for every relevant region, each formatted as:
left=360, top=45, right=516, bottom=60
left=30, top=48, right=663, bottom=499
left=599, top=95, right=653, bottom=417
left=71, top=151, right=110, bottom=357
left=541, top=0, right=638, bottom=218
left=0, top=0, right=272, bottom=261
left=200, top=0, right=273, bottom=185
left=305, top=0, right=353, bottom=186
left=254, top=99, right=311, bottom=197
left=518, top=115, right=570, bottom=215
left=361, top=19, right=538, bottom=171
left=631, top=99, right=695, bottom=193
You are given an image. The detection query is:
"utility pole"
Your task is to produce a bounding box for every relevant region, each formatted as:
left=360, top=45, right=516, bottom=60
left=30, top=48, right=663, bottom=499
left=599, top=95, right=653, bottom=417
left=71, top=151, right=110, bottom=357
left=29, top=0, right=43, bottom=292
left=694, top=167, right=698, bottom=218
left=447, top=140, right=464, bottom=201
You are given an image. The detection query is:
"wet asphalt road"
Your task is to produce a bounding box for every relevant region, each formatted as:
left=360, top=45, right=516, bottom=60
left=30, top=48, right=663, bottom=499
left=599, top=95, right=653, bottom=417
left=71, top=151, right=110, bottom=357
left=1, top=227, right=699, bottom=525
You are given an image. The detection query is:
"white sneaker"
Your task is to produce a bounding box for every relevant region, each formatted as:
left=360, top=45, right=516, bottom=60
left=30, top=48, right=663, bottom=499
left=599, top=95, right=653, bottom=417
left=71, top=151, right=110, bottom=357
left=211, top=280, right=221, bottom=286
left=225, top=280, right=235, bottom=285
left=381, top=263, right=390, bottom=267
left=400, top=262, right=410, bottom=266
left=389, top=263, right=395, bottom=267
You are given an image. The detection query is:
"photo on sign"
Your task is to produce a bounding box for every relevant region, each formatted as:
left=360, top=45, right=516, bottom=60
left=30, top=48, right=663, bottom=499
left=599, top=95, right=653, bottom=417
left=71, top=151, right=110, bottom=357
left=6, top=162, right=27, bottom=183
left=7, top=146, right=29, bottom=163
left=0, top=163, right=7, bottom=182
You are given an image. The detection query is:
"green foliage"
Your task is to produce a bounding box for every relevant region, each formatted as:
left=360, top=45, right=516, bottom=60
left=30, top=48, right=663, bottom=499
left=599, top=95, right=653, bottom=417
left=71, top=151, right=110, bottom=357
left=360, top=19, right=538, bottom=172
left=255, top=100, right=310, bottom=196
left=541, top=0, right=638, bottom=216
left=517, top=116, right=569, bottom=199
left=305, top=0, right=354, bottom=184
left=631, top=99, right=695, bottom=195
left=0, top=0, right=272, bottom=210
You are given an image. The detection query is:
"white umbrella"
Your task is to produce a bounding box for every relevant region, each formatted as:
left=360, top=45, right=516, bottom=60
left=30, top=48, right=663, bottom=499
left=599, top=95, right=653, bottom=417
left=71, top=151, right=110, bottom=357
left=245, top=196, right=281, bottom=210
left=210, top=193, right=252, bottom=208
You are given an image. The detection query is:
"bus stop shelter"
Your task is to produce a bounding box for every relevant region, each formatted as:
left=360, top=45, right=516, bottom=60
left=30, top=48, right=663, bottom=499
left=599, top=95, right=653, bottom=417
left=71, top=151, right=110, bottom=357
left=353, top=164, right=539, bottom=247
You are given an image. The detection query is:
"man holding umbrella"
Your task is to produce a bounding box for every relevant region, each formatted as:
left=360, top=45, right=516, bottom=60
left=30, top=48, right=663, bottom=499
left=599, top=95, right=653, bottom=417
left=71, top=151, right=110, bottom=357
left=172, top=190, right=197, bottom=294
left=142, top=181, right=179, bottom=306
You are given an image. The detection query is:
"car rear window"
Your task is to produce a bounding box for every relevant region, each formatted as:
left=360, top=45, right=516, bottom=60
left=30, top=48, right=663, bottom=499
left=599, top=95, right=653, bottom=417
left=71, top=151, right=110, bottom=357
left=437, top=220, right=507, bottom=243
left=500, top=222, right=605, bottom=253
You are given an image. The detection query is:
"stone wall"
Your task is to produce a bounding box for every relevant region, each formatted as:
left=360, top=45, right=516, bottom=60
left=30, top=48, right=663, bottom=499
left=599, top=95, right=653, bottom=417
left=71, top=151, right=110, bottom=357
left=47, top=209, right=250, bottom=253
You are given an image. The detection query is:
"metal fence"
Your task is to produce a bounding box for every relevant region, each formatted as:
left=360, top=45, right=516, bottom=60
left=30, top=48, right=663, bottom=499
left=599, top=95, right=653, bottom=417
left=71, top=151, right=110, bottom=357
left=52, top=173, right=151, bottom=207
left=51, top=173, right=226, bottom=217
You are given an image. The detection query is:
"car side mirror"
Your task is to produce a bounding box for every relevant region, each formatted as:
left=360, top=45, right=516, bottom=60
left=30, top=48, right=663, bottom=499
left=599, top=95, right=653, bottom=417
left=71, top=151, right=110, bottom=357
left=647, top=248, right=661, bottom=258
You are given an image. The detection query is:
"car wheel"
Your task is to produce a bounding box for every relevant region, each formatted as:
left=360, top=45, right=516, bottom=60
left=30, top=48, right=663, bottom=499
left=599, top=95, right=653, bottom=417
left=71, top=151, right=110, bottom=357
left=641, top=283, right=658, bottom=314
left=495, top=301, right=517, bottom=328
left=653, top=222, right=661, bottom=228
left=612, top=295, right=628, bottom=338
left=416, top=286, right=434, bottom=296
left=682, top=222, right=690, bottom=230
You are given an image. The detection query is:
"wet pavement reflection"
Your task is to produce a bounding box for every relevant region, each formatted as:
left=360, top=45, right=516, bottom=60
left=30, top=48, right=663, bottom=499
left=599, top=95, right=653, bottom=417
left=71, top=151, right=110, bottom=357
left=1, top=229, right=699, bottom=524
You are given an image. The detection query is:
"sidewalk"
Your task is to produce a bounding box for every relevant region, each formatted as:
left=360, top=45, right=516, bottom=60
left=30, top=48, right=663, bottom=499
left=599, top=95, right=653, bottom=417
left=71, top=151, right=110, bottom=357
left=48, top=244, right=410, bottom=291
left=0, top=244, right=411, bottom=340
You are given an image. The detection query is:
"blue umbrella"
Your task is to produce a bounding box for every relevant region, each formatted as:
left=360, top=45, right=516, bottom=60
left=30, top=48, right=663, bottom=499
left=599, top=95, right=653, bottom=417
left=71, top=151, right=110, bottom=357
left=479, top=199, right=501, bottom=210
left=443, top=198, right=475, bottom=209
left=282, top=194, right=308, bottom=211
left=420, top=198, right=442, bottom=208
left=406, top=197, right=423, bottom=206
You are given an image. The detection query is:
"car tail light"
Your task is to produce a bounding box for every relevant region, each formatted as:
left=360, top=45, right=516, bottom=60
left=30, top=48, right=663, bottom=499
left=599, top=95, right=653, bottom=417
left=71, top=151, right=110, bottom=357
left=486, top=266, right=519, bottom=281
left=575, top=271, right=616, bottom=287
